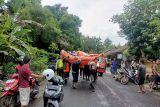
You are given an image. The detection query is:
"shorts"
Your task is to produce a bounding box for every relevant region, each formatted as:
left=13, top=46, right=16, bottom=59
left=154, top=75, right=160, bottom=82
left=138, top=78, right=145, bottom=85
left=19, top=87, right=30, bottom=106
left=72, top=71, right=79, bottom=83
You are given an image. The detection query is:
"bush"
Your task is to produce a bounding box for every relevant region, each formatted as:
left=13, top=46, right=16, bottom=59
left=29, top=47, right=49, bottom=73
left=31, top=56, right=48, bottom=73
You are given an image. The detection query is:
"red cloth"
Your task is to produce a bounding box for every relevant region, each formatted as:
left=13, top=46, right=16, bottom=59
left=15, top=64, right=21, bottom=72
left=18, top=64, right=32, bottom=88
left=64, top=63, right=70, bottom=73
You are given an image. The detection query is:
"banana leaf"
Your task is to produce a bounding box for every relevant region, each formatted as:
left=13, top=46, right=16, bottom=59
left=10, top=46, right=25, bottom=56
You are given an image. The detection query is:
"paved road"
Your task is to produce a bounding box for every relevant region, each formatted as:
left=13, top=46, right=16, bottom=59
left=29, top=71, right=160, bottom=107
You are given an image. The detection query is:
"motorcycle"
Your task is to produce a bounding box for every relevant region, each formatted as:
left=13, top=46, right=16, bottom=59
left=114, top=68, right=129, bottom=85
left=0, top=73, right=39, bottom=107
left=43, top=76, right=64, bottom=107
left=123, top=67, right=139, bottom=85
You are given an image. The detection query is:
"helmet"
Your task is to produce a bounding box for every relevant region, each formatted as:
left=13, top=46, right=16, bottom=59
left=42, top=69, right=54, bottom=80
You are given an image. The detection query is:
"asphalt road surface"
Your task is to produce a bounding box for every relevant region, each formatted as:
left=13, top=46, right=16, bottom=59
left=29, top=71, right=160, bottom=107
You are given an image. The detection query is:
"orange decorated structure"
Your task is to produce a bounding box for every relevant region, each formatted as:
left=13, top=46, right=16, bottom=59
left=60, top=50, right=106, bottom=71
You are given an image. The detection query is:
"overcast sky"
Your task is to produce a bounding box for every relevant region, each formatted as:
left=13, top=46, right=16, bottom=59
left=41, top=0, right=128, bottom=45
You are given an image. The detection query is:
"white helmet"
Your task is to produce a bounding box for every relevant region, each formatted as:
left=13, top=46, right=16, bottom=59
left=42, top=69, right=54, bottom=80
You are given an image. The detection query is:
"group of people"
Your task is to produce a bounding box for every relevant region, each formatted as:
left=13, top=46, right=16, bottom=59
left=130, top=59, right=160, bottom=93
left=111, top=59, right=147, bottom=93
left=149, top=60, right=160, bottom=92
left=112, top=58, right=160, bottom=93
left=55, top=55, right=98, bottom=91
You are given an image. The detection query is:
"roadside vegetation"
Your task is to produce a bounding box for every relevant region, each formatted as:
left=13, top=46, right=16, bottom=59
left=0, top=0, right=116, bottom=75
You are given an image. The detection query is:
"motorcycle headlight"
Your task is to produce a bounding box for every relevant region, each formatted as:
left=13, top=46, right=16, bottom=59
left=4, top=87, right=11, bottom=91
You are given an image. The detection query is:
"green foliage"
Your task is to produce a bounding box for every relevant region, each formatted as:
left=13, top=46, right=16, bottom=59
left=123, top=49, right=130, bottom=59
left=49, top=42, right=59, bottom=52
left=80, top=36, right=104, bottom=53
left=0, top=0, right=121, bottom=75
left=46, top=4, right=82, bottom=50
left=112, top=0, right=160, bottom=59
left=0, top=1, right=49, bottom=74
left=31, top=56, right=48, bottom=73
left=2, top=62, right=16, bottom=74
left=103, top=38, right=116, bottom=50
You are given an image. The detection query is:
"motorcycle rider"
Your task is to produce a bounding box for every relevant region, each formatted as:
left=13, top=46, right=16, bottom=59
left=42, top=69, right=64, bottom=107
left=18, top=56, right=43, bottom=107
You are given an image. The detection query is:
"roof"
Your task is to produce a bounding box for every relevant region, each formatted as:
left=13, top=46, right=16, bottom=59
left=105, top=45, right=128, bottom=55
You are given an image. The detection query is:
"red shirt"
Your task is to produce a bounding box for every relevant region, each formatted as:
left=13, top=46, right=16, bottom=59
left=15, top=64, right=22, bottom=72
left=19, top=64, right=32, bottom=88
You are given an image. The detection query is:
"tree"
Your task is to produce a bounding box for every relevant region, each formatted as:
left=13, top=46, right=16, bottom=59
left=80, top=36, right=104, bottom=53
left=47, top=4, right=82, bottom=50
left=112, top=0, right=160, bottom=59
left=0, top=0, right=48, bottom=74
left=103, top=38, right=112, bottom=49
left=46, top=4, right=68, bottom=21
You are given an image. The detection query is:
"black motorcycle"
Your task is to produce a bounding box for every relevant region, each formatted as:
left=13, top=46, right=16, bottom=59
left=123, top=67, right=139, bottom=85
left=114, top=68, right=129, bottom=85
left=43, top=76, right=64, bottom=107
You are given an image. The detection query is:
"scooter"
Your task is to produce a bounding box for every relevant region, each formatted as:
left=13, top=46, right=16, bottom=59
left=0, top=73, right=39, bottom=107
left=43, top=76, right=64, bottom=107
left=114, top=68, right=129, bottom=85
left=123, top=67, right=139, bottom=85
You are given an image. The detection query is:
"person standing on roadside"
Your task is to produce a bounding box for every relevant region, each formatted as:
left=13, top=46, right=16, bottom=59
left=111, top=59, right=118, bottom=76
left=137, top=59, right=146, bottom=93
left=150, top=60, right=160, bottom=91
left=18, top=56, right=43, bottom=107
left=148, top=60, right=156, bottom=89
left=121, top=60, right=126, bottom=69
left=56, top=55, right=64, bottom=78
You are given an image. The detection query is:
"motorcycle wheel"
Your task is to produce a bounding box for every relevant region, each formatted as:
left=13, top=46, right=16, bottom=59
left=47, top=103, right=59, bottom=107
left=0, top=96, right=15, bottom=107
left=48, top=104, right=55, bottom=107
left=31, top=84, right=39, bottom=99
left=120, top=75, right=129, bottom=85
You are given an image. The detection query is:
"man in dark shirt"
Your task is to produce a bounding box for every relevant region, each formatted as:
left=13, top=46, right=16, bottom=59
left=72, top=58, right=81, bottom=89
left=137, top=59, right=146, bottom=93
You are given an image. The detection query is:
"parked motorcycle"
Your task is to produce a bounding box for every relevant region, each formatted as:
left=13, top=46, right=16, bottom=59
left=114, top=68, right=129, bottom=85
left=43, top=76, right=64, bottom=107
left=123, top=67, right=139, bottom=85
left=0, top=73, right=39, bottom=107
